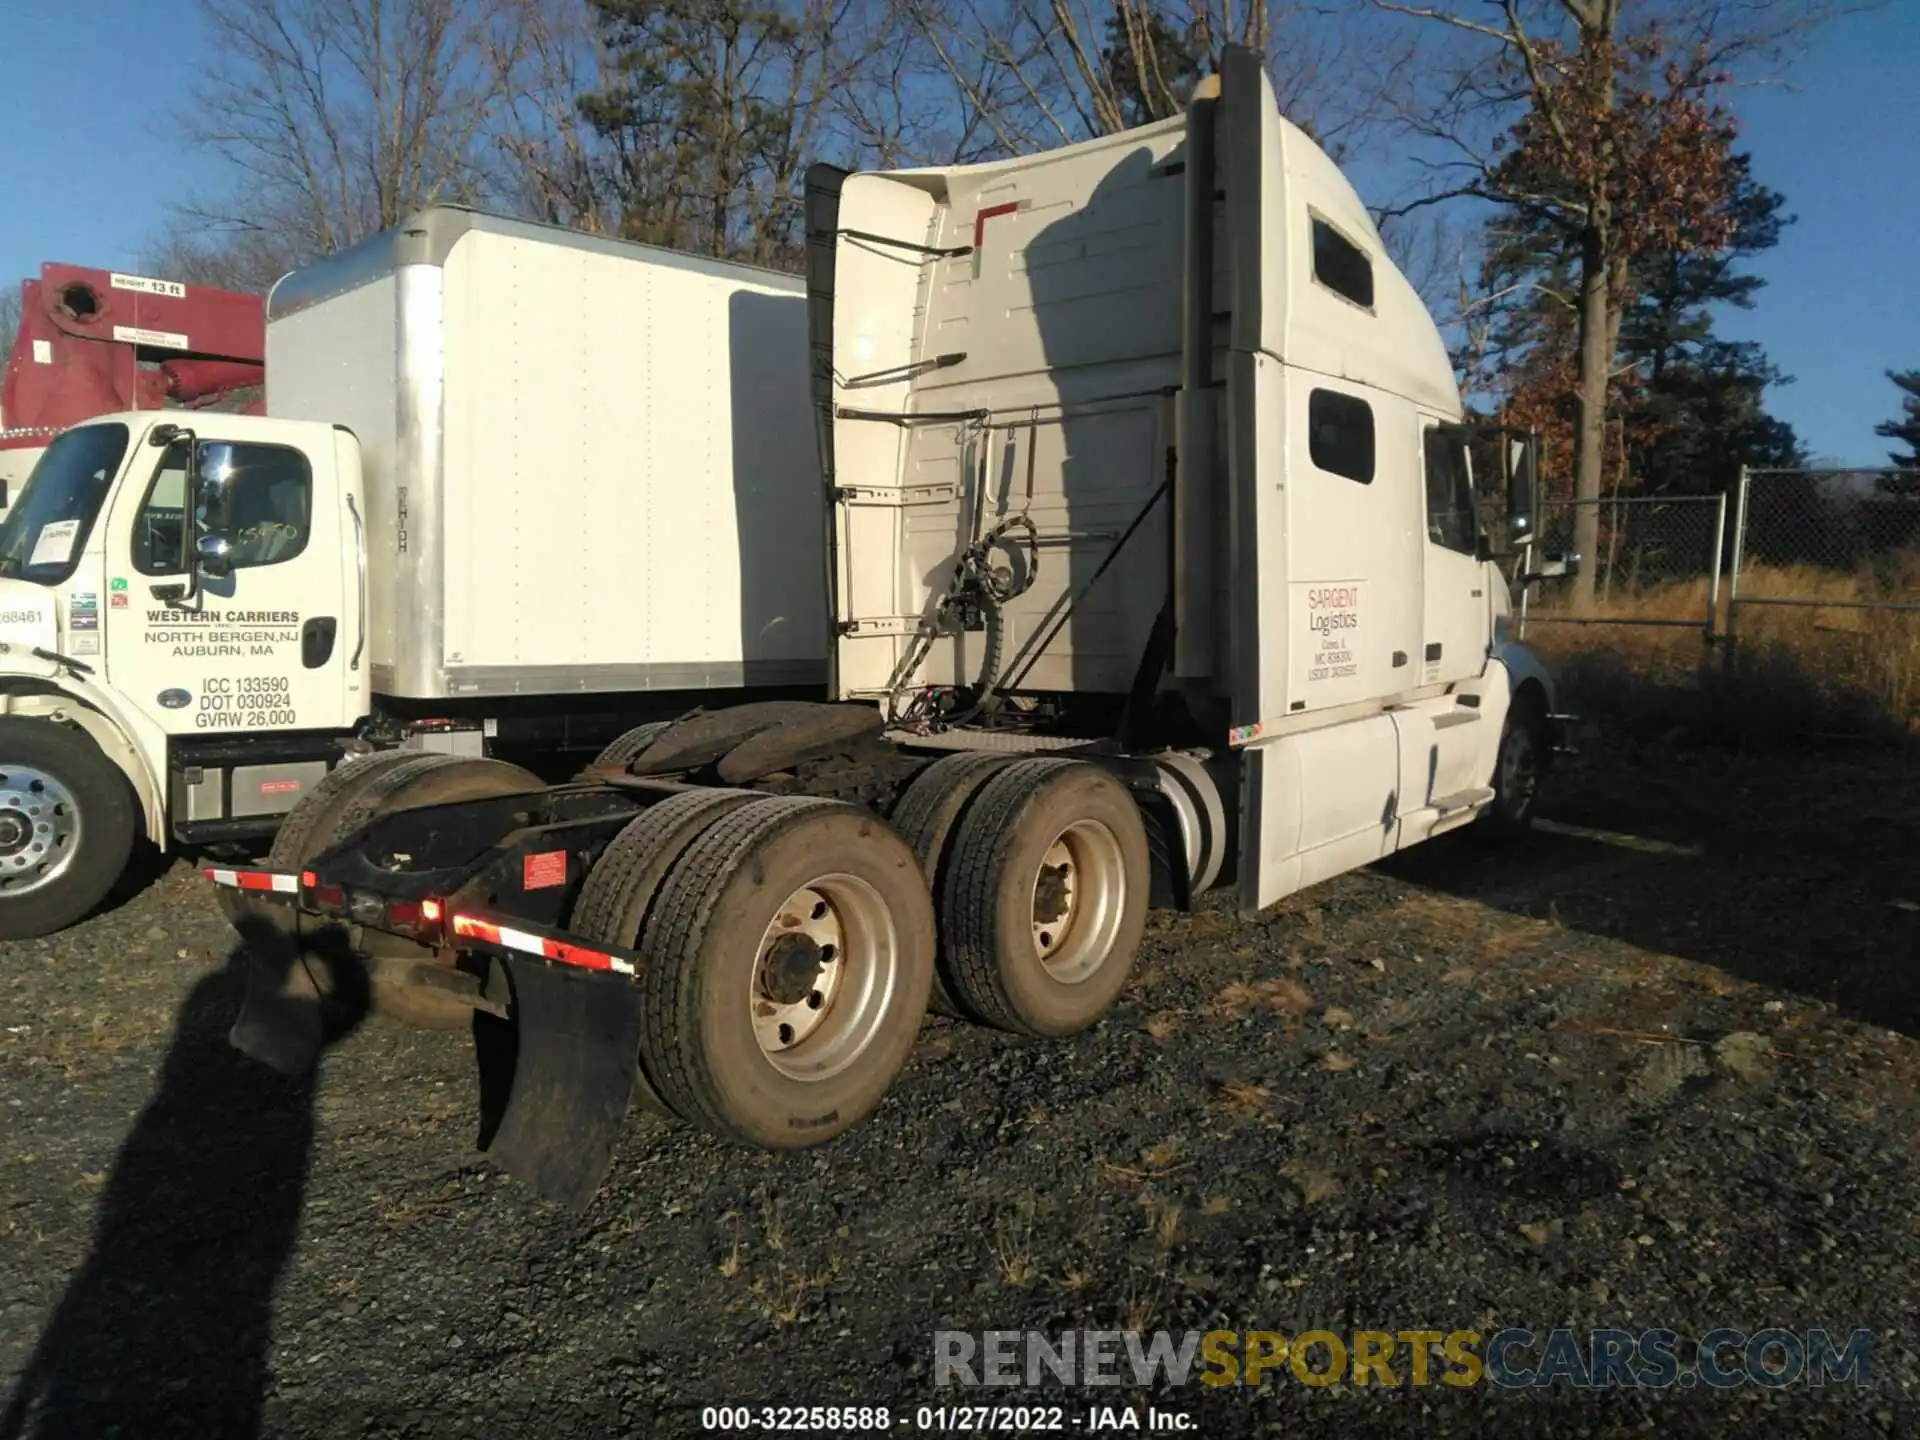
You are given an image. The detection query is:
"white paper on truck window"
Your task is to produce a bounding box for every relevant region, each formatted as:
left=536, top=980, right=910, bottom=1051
left=28, top=519, right=81, bottom=568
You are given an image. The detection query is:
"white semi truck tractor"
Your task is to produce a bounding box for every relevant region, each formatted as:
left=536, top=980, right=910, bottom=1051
left=209, top=49, right=1576, bottom=1209
left=0, top=210, right=825, bottom=939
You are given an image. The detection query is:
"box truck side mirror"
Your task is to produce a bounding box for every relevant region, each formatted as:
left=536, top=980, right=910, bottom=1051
left=196, top=532, right=236, bottom=579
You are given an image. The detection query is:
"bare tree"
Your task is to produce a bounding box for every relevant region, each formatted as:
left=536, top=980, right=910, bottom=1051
left=1371, top=0, right=1841, bottom=606
left=174, top=0, right=532, bottom=266
left=483, top=0, right=620, bottom=233
left=0, top=287, right=19, bottom=374
left=896, top=0, right=1399, bottom=162
left=573, top=0, right=906, bottom=268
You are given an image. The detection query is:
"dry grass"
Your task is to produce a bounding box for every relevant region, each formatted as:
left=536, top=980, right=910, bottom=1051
left=992, top=1196, right=1038, bottom=1286
left=1214, top=978, right=1313, bottom=1020
left=753, top=1260, right=839, bottom=1327
left=1213, top=1079, right=1273, bottom=1119
left=1527, top=556, right=1920, bottom=740
left=1282, top=1161, right=1344, bottom=1206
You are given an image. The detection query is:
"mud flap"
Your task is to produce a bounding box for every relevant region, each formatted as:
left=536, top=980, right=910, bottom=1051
left=227, top=917, right=336, bottom=1077
left=475, top=957, right=645, bottom=1212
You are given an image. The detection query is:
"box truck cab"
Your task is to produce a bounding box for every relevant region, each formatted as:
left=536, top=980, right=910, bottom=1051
left=205, top=49, right=1574, bottom=1211
left=0, top=210, right=825, bottom=939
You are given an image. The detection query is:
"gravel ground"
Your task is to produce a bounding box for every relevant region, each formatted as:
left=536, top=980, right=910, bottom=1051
left=1, top=741, right=1916, bottom=1439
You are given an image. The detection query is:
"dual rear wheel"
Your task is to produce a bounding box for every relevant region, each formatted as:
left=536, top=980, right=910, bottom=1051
left=570, top=755, right=1150, bottom=1149
left=255, top=746, right=1152, bottom=1155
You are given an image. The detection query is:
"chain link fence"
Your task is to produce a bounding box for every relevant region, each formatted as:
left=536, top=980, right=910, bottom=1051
left=1503, top=471, right=1919, bottom=737
left=1727, top=467, right=1920, bottom=731
left=1517, top=493, right=1729, bottom=639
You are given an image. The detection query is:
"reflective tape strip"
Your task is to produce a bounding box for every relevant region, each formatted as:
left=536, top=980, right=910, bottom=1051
left=203, top=867, right=298, bottom=894
left=451, top=913, right=634, bottom=976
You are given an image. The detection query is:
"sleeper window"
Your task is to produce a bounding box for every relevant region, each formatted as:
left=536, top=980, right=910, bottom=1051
left=1424, top=426, right=1478, bottom=555
left=1308, top=389, right=1375, bottom=485
left=1312, top=218, right=1374, bottom=309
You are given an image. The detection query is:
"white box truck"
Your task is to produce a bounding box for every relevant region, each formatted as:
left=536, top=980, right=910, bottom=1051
left=0, top=209, right=824, bottom=938
left=210, top=49, right=1576, bottom=1209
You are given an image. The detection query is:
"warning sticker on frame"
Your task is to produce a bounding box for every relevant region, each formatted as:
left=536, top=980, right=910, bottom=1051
left=1291, top=580, right=1365, bottom=702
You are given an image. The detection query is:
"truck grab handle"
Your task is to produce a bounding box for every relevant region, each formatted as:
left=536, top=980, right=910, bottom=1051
left=346, top=492, right=367, bottom=671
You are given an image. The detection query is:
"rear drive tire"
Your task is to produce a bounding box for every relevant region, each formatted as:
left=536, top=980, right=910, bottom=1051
left=887, top=751, right=1015, bottom=1019
left=635, top=796, right=935, bottom=1148
left=272, top=753, right=544, bottom=1029
left=593, top=720, right=673, bottom=770
left=0, top=718, right=136, bottom=941
left=568, top=787, right=761, bottom=1119
left=940, top=758, right=1149, bottom=1038
left=218, top=750, right=417, bottom=929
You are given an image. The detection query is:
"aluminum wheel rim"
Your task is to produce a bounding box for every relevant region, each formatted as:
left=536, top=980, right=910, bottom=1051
left=0, top=764, right=82, bottom=897
left=751, top=874, right=901, bottom=1082
left=1029, top=819, right=1126, bottom=985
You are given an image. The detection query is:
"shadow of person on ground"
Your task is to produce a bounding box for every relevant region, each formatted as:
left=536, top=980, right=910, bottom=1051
left=1, top=919, right=368, bottom=1440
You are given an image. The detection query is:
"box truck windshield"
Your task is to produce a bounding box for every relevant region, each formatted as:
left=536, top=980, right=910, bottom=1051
left=0, top=422, right=129, bottom=583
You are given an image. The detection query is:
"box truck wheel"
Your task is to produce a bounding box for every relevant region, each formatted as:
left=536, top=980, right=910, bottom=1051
left=634, top=796, right=934, bottom=1148
left=593, top=720, right=672, bottom=770
left=939, top=758, right=1149, bottom=1039
left=568, top=787, right=762, bottom=1119
left=0, top=718, right=136, bottom=941
left=1480, top=693, right=1546, bottom=841
left=887, top=751, right=1016, bottom=1019
left=264, top=754, right=543, bottom=1029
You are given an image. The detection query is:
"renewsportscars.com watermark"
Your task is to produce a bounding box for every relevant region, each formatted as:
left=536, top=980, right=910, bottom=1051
left=934, top=1328, right=1873, bottom=1391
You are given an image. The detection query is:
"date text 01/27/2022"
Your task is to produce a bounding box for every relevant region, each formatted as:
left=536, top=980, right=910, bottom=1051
left=699, top=1404, right=1197, bottom=1432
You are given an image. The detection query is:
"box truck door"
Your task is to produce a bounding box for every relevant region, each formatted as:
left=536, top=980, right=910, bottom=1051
left=100, top=428, right=353, bottom=739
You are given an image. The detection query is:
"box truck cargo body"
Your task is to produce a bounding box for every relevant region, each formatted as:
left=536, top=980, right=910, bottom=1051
left=0, top=209, right=825, bottom=938
left=209, top=50, right=1574, bottom=1209
left=264, top=209, right=825, bottom=701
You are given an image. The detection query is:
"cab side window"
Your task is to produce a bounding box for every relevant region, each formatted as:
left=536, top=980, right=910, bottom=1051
left=1423, top=427, right=1478, bottom=555
left=132, top=442, right=314, bottom=575
left=132, top=446, right=190, bottom=575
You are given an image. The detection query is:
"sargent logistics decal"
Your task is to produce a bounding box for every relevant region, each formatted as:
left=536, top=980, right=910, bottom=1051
left=1291, top=580, right=1366, bottom=701
left=157, top=688, right=192, bottom=710
left=144, top=607, right=300, bottom=658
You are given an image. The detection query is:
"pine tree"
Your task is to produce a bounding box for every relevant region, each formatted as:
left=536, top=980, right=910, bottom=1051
left=1873, top=371, right=1920, bottom=494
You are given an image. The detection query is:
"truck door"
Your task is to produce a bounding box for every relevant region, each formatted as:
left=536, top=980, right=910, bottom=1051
left=1418, top=419, right=1490, bottom=689
left=100, top=424, right=353, bottom=742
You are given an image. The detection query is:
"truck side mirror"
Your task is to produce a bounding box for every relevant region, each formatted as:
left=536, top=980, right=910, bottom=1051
left=196, top=532, right=236, bottom=580
left=1504, top=435, right=1537, bottom=546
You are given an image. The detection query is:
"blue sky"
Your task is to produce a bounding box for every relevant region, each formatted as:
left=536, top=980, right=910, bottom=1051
left=2, top=0, right=1915, bottom=463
